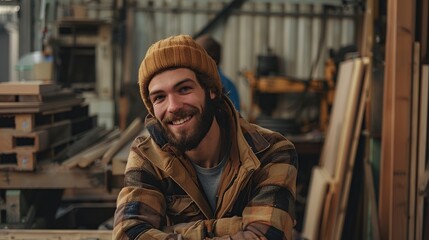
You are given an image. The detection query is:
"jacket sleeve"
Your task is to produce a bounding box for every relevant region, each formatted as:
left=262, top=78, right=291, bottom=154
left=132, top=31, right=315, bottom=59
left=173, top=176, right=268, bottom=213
left=113, top=141, right=297, bottom=240
left=113, top=144, right=183, bottom=240
left=164, top=144, right=298, bottom=240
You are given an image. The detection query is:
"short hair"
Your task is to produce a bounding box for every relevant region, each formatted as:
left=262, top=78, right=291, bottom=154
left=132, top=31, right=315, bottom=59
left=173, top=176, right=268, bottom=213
left=195, top=34, right=222, bottom=65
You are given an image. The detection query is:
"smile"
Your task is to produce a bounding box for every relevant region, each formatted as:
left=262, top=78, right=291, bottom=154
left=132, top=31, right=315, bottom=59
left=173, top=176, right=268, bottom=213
left=171, top=116, right=192, bottom=125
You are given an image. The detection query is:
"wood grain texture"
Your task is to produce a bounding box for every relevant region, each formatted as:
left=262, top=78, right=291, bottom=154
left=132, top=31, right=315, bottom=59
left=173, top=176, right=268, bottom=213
left=416, top=65, right=429, bottom=240
left=0, top=81, right=59, bottom=95
left=379, top=0, right=414, bottom=239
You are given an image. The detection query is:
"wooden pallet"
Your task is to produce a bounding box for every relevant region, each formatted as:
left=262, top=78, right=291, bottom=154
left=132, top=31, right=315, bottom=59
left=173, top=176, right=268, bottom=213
left=0, top=116, right=97, bottom=171
left=0, top=142, right=69, bottom=171
left=0, top=105, right=89, bottom=132
left=0, top=121, right=71, bottom=152
left=0, top=115, right=96, bottom=152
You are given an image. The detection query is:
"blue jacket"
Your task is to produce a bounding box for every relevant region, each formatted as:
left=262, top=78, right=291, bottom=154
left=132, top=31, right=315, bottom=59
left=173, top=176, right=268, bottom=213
left=219, top=68, right=240, bottom=111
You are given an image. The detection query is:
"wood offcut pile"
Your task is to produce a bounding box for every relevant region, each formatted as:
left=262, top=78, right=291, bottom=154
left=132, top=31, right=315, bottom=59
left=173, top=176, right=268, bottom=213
left=0, top=81, right=144, bottom=172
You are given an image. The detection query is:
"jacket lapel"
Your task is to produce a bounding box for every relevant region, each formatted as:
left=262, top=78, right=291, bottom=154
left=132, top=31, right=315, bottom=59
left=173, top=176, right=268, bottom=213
left=216, top=105, right=271, bottom=217
left=137, top=136, right=214, bottom=219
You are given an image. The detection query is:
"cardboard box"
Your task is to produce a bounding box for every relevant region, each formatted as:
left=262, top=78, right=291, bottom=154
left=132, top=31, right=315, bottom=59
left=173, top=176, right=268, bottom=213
left=33, top=62, right=53, bottom=81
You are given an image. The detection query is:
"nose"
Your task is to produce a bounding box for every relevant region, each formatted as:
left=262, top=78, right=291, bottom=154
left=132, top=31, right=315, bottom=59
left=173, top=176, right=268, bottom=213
left=166, top=94, right=183, bottom=113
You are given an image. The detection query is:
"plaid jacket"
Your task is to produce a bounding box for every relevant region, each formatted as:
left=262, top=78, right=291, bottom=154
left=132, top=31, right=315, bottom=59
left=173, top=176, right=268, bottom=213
left=113, top=101, right=298, bottom=240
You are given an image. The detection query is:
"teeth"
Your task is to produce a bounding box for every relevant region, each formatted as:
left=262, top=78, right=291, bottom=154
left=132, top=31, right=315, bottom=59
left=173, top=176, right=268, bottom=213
left=172, top=116, right=191, bottom=125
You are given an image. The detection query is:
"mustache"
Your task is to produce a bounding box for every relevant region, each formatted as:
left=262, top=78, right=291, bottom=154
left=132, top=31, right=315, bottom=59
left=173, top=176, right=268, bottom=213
left=162, top=107, right=199, bottom=124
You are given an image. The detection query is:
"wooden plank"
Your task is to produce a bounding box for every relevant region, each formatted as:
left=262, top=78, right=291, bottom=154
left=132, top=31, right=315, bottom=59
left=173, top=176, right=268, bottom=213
left=0, top=104, right=89, bottom=132
left=5, top=190, right=23, bottom=223
left=304, top=58, right=366, bottom=239
left=0, top=97, right=84, bottom=113
left=0, top=162, right=106, bottom=189
left=77, top=129, right=123, bottom=168
left=416, top=65, right=429, bottom=240
left=53, top=125, right=109, bottom=163
left=15, top=151, right=37, bottom=170
left=301, top=166, right=331, bottom=240
left=256, top=77, right=325, bottom=93
left=0, top=120, right=71, bottom=152
left=0, top=129, right=49, bottom=152
left=0, top=81, right=59, bottom=95
left=19, top=89, right=76, bottom=102
left=0, top=229, right=112, bottom=240
left=111, top=128, right=148, bottom=175
left=0, top=95, right=17, bottom=102
left=78, top=141, right=117, bottom=168
left=0, top=140, right=73, bottom=171
left=420, top=0, right=428, bottom=60
left=333, top=57, right=369, bottom=240
left=1, top=150, right=39, bottom=171
left=101, top=117, right=143, bottom=165
left=364, top=159, right=381, bottom=240
left=61, top=129, right=120, bottom=169
left=0, top=89, right=76, bottom=103
left=408, top=42, right=421, bottom=240
left=320, top=58, right=365, bottom=178
left=379, top=0, right=414, bottom=239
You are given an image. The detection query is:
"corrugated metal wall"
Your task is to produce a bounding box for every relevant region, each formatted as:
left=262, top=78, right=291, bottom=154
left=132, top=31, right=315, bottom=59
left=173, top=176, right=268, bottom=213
left=132, top=0, right=358, bottom=118
left=0, top=5, right=19, bottom=82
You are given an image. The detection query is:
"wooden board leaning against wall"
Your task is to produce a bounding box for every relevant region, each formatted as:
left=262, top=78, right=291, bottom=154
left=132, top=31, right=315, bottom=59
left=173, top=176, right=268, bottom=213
left=302, top=57, right=368, bottom=240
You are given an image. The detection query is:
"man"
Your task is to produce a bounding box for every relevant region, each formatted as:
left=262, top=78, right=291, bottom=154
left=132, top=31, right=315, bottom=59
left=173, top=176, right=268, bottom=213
left=113, top=35, right=298, bottom=240
left=195, top=34, right=241, bottom=112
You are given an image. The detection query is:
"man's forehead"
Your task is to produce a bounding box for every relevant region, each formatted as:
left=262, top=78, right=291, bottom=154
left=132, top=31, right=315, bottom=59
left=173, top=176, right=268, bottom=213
left=148, top=68, right=198, bottom=92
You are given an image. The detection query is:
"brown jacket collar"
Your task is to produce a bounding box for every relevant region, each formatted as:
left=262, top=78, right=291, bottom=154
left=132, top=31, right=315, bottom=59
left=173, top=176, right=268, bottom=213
left=136, top=97, right=270, bottom=218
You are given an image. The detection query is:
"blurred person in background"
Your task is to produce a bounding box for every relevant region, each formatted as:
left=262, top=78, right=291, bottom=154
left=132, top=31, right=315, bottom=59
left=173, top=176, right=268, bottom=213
left=195, top=34, right=241, bottom=112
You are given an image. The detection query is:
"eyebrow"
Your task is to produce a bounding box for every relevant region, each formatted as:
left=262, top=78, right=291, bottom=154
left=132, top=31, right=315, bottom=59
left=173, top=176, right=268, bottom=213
left=149, top=78, right=196, bottom=97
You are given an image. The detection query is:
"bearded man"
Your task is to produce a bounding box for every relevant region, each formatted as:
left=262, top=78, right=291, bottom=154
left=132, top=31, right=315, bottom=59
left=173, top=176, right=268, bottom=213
left=113, top=35, right=298, bottom=240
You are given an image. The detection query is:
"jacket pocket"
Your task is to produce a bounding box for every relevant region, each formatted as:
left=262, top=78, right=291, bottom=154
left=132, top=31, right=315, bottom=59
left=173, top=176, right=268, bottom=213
left=166, top=195, right=203, bottom=223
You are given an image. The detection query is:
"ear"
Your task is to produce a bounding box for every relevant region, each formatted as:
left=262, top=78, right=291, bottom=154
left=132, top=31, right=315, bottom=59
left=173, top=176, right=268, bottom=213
left=209, top=90, right=216, bottom=99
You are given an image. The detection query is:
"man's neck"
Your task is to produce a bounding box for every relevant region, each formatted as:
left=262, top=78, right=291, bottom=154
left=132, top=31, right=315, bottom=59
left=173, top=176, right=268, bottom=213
left=185, top=118, right=222, bottom=168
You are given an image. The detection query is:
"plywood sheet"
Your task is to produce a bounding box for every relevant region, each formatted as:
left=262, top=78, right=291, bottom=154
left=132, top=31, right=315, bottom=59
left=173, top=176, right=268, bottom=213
left=319, top=58, right=365, bottom=178
left=333, top=57, right=369, bottom=239
left=304, top=57, right=366, bottom=239
left=301, top=166, right=331, bottom=240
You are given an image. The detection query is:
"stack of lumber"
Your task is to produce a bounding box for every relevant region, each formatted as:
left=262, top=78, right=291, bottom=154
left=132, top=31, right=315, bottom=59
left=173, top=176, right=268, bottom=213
left=302, top=57, right=370, bottom=240
left=61, top=117, right=144, bottom=172
left=0, top=81, right=96, bottom=171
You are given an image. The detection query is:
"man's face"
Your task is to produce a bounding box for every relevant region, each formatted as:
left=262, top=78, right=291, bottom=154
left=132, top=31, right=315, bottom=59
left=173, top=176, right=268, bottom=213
left=148, top=68, right=216, bottom=152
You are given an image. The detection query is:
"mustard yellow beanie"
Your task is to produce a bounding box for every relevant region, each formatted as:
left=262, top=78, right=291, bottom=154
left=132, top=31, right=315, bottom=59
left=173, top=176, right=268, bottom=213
left=138, top=34, right=221, bottom=115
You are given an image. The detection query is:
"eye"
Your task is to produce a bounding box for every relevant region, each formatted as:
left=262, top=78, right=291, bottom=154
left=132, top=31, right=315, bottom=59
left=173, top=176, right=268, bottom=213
left=151, top=94, right=165, bottom=104
left=179, top=86, right=192, bottom=93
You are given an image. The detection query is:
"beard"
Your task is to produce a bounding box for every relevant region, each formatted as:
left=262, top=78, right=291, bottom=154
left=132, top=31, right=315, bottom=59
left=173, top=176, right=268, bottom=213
left=160, top=94, right=216, bottom=153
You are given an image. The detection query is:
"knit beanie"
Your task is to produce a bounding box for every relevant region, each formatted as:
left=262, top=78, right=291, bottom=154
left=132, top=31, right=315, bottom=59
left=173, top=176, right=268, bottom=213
left=138, top=34, right=222, bottom=115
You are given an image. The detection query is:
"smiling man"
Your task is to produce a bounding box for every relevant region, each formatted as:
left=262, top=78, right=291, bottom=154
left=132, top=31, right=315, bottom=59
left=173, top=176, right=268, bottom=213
left=113, top=35, right=298, bottom=240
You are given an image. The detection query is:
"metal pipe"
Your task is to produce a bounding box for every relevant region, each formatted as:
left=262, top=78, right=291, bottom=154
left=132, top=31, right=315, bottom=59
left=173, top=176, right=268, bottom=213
left=133, top=7, right=361, bottom=19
